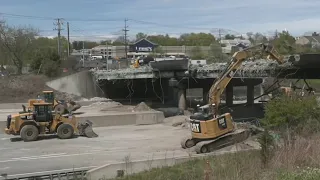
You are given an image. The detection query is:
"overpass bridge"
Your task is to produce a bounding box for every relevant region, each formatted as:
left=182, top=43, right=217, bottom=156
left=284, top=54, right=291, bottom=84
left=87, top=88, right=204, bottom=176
left=47, top=53, right=320, bottom=121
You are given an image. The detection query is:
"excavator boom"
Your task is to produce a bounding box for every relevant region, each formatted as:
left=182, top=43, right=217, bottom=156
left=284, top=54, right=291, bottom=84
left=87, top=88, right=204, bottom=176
left=209, top=43, right=284, bottom=116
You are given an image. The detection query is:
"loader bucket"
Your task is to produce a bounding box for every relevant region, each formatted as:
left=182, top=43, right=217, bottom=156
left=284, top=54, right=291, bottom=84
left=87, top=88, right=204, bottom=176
left=69, top=104, right=81, bottom=112
left=77, top=120, right=98, bottom=138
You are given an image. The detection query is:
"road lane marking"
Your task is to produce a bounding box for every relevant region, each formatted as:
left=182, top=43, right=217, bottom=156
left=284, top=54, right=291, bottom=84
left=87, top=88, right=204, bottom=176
left=0, top=151, right=103, bottom=163
left=12, top=153, right=67, bottom=160
left=5, top=166, right=97, bottom=178
left=0, top=167, right=9, bottom=170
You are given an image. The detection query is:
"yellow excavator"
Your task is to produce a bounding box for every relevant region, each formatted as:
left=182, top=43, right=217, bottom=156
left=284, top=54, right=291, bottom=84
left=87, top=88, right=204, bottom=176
left=180, top=43, right=285, bottom=154
left=27, top=91, right=81, bottom=115
left=5, top=102, right=98, bottom=142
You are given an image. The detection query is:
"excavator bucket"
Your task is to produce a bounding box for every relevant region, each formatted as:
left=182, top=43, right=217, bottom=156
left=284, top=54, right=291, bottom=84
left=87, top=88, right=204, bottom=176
left=77, top=120, right=98, bottom=138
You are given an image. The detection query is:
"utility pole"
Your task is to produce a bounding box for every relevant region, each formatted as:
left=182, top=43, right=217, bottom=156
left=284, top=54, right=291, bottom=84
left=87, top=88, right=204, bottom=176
left=106, top=42, right=109, bottom=70
left=53, top=18, right=64, bottom=57
left=67, top=22, right=70, bottom=56
left=218, top=29, right=222, bottom=43
left=82, top=41, right=85, bottom=63
left=122, top=18, right=129, bottom=59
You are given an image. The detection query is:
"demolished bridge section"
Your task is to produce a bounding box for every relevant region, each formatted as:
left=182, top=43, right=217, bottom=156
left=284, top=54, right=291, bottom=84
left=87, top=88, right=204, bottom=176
left=90, top=59, right=294, bottom=81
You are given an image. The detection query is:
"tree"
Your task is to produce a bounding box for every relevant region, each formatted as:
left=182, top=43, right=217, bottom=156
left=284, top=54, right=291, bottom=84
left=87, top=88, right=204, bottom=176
left=30, top=48, right=61, bottom=77
left=72, top=41, right=99, bottom=50
left=0, top=21, right=38, bottom=74
left=190, top=46, right=205, bottom=59
left=261, top=95, right=320, bottom=146
left=224, top=34, right=235, bottom=40
left=206, top=42, right=230, bottom=63
left=135, top=32, right=148, bottom=41
left=272, top=31, right=296, bottom=55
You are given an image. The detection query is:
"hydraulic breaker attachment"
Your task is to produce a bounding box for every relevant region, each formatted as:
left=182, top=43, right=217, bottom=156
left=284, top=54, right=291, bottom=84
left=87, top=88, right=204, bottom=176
left=77, top=120, right=98, bottom=138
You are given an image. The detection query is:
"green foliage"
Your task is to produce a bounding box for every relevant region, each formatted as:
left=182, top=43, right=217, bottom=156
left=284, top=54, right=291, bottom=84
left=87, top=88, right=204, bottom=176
left=144, top=32, right=215, bottom=46
left=258, top=130, right=275, bottom=167
left=273, top=31, right=296, bottom=55
left=190, top=46, right=204, bottom=59
left=135, top=32, right=148, bottom=40
left=278, top=167, right=320, bottom=180
left=262, top=95, right=320, bottom=137
left=72, top=41, right=99, bottom=50
left=225, top=34, right=236, bottom=40
left=206, top=42, right=230, bottom=63
left=30, top=49, right=61, bottom=77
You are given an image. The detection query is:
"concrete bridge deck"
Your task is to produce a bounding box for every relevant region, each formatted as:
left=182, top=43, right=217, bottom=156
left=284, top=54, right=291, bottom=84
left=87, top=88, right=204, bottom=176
left=90, top=54, right=320, bottom=81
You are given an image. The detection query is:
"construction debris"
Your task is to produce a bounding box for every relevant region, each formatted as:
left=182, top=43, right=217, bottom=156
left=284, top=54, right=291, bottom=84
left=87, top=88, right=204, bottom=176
left=89, top=101, right=122, bottom=110
left=132, top=102, right=155, bottom=112
left=190, top=59, right=293, bottom=78
left=81, top=97, right=110, bottom=101
left=163, top=115, right=189, bottom=127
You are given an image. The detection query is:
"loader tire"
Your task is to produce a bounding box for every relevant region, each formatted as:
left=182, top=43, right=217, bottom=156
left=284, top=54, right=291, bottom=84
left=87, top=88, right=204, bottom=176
left=20, top=125, right=39, bottom=142
left=57, top=123, right=74, bottom=139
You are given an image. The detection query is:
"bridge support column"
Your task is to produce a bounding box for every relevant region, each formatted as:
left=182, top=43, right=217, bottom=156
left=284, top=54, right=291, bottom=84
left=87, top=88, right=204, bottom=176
left=247, top=84, right=255, bottom=105
left=202, top=86, right=210, bottom=104
left=177, top=88, right=187, bottom=110
left=168, top=78, right=187, bottom=110
left=225, top=83, right=233, bottom=106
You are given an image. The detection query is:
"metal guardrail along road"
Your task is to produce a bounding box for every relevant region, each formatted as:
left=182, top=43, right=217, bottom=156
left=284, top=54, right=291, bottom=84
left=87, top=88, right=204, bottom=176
left=0, top=166, right=96, bottom=180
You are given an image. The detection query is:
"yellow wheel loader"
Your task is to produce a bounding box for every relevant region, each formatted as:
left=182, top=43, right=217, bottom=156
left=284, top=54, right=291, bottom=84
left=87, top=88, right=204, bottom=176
left=27, top=91, right=81, bottom=115
left=4, top=102, right=98, bottom=142
left=181, top=43, right=285, bottom=154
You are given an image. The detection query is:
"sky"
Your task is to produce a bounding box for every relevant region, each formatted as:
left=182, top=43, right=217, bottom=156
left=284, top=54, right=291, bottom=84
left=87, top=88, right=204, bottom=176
left=1, top=0, right=320, bottom=42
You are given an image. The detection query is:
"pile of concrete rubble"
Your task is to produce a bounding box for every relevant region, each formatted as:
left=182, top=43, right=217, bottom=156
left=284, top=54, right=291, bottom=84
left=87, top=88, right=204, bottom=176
left=189, top=59, right=293, bottom=78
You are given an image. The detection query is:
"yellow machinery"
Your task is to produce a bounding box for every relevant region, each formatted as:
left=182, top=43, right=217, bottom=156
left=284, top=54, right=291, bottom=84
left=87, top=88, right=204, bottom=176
left=181, top=43, right=285, bottom=154
left=27, top=91, right=81, bottom=114
left=5, top=102, right=98, bottom=142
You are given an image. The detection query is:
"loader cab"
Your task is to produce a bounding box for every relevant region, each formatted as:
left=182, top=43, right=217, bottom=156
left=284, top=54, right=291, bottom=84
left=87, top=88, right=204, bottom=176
left=42, top=91, right=55, bottom=104
left=33, top=103, right=54, bottom=122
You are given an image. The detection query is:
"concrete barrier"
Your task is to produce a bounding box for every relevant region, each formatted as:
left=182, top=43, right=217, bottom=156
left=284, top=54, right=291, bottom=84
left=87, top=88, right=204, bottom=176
left=85, top=149, right=259, bottom=180
left=78, top=111, right=165, bottom=127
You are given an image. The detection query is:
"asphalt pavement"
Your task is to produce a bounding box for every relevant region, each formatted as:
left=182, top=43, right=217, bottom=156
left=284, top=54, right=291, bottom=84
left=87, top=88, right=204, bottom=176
left=0, top=124, right=189, bottom=177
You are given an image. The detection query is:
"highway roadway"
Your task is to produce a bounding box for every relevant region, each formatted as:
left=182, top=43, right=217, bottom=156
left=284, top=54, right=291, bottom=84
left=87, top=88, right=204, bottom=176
left=0, top=124, right=190, bottom=178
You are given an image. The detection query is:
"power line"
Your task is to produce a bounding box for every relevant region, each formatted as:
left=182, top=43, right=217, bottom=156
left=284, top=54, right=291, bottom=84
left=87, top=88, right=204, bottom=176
left=0, top=12, right=123, bottom=22
left=0, top=12, right=239, bottom=32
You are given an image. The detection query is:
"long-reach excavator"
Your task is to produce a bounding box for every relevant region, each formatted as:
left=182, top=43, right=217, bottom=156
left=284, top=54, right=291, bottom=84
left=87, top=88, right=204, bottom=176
left=181, top=43, right=285, bottom=154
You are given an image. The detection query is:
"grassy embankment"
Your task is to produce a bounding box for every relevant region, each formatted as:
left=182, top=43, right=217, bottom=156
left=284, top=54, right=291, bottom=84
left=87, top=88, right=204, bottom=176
left=111, top=94, right=320, bottom=180
left=110, top=137, right=320, bottom=180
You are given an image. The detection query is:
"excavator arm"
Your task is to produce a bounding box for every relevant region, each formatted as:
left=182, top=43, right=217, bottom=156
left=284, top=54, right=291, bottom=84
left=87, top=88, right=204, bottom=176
left=208, top=43, right=284, bottom=116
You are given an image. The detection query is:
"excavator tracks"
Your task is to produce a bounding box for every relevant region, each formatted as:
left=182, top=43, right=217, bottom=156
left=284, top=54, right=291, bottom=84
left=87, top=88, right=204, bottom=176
left=194, top=128, right=251, bottom=154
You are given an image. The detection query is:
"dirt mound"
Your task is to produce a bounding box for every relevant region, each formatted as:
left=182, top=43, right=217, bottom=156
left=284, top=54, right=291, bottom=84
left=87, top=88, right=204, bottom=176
left=0, top=74, right=82, bottom=103
left=133, top=102, right=154, bottom=112
left=163, top=115, right=189, bottom=128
